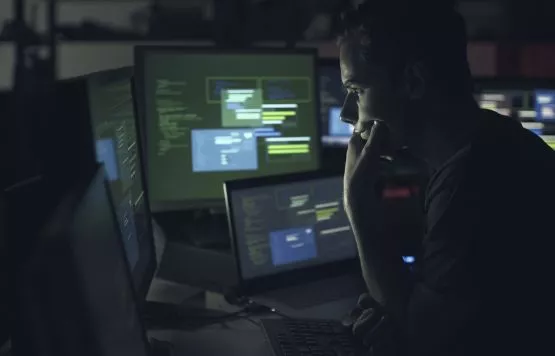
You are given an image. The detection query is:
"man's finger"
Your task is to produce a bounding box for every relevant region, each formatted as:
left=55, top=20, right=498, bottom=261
left=349, top=293, right=376, bottom=320
left=361, top=315, right=387, bottom=348
left=354, top=121, right=389, bottom=174
left=357, top=293, right=376, bottom=309
left=349, top=293, right=375, bottom=320
left=345, top=132, right=366, bottom=177
left=352, top=308, right=382, bottom=339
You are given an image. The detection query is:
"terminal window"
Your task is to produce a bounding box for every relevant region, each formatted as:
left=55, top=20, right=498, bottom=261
left=140, top=52, right=320, bottom=204
left=88, top=76, right=148, bottom=272
left=229, top=176, right=357, bottom=280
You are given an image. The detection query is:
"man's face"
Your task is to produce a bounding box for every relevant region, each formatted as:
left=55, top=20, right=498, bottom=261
left=339, top=37, right=413, bottom=149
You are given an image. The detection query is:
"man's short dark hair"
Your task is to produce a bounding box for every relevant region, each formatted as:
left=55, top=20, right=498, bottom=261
left=339, top=0, right=472, bottom=93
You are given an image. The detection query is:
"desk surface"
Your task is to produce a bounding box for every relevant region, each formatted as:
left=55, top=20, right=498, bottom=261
left=149, top=320, right=267, bottom=356
left=147, top=276, right=361, bottom=356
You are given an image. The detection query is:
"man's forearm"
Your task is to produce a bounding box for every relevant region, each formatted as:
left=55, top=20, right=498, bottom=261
left=352, top=217, right=413, bottom=326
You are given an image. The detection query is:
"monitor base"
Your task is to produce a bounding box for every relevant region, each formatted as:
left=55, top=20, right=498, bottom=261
left=149, top=338, right=174, bottom=356
left=142, top=301, right=231, bottom=330
left=188, top=210, right=230, bottom=249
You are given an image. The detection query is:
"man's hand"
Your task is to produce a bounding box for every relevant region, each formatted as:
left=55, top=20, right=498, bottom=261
left=343, top=293, right=377, bottom=327
left=344, top=121, right=389, bottom=236
left=347, top=294, right=397, bottom=355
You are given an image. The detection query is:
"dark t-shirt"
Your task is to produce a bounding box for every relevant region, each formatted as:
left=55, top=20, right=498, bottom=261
left=408, top=110, right=555, bottom=355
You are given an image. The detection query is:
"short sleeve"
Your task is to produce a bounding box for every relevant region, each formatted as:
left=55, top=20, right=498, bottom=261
left=406, top=163, right=482, bottom=355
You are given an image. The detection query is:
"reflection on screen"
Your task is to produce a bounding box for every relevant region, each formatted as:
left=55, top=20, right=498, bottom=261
left=325, top=106, right=353, bottom=145
left=88, top=73, right=148, bottom=274
left=319, top=64, right=347, bottom=145
left=230, top=176, right=357, bottom=279
left=476, top=88, right=555, bottom=149
left=139, top=51, right=321, bottom=205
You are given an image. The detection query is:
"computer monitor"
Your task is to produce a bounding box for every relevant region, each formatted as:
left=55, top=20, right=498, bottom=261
left=54, top=70, right=156, bottom=301
left=134, top=47, right=322, bottom=211
left=474, top=78, right=555, bottom=149
left=85, top=67, right=156, bottom=301
left=14, top=166, right=150, bottom=356
left=327, top=106, right=353, bottom=144
left=225, top=171, right=358, bottom=294
left=318, top=59, right=348, bottom=145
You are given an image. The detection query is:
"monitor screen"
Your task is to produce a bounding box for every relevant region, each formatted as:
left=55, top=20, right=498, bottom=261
left=327, top=106, right=353, bottom=144
left=17, top=167, right=150, bottom=356
left=228, top=174, right=357, bottom=280
left=87, top=68, right=155, bottom=299
left=319, top=61, right=347, bottom=145
left=135, top=47, right=322, bottom=209
left=475, top=86, right=555, bottom=149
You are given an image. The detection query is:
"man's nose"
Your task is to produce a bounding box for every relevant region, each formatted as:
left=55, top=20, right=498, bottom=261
left=340, top=93, right=358, bottom=125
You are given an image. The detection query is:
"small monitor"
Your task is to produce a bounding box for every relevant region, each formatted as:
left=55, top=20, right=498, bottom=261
left=326, top=106, right=353, bottom=145
left=225, top=171, right=358, bottom=294
left=15, top=167, right=150, bottom=356
left=474, top=78, right=555, bottom=149
left=318, top=59, right=348, bottom=145
left=135, top=47, right=322, bottom=210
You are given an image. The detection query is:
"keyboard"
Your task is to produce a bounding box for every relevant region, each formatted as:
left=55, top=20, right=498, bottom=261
left=260, top=318, right=366, bottom=356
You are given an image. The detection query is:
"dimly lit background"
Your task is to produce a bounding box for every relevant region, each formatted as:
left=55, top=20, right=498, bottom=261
left=2, top=0, right=555, bottom=90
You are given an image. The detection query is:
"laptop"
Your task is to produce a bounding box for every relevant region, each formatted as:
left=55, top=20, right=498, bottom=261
left=224, top=171, right=365, bottom=310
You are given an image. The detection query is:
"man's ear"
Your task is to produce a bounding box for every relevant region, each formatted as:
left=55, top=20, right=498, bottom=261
left=403, top=61, right=428, bottom=100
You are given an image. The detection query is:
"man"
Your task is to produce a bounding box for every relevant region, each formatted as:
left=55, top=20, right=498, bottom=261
left=339, top=1, right=555, bottom=355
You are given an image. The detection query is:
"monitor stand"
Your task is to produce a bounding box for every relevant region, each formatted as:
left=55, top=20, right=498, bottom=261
left=187, top=209, right=231, bottom=249
left=142, top=301, right=231, bottom=330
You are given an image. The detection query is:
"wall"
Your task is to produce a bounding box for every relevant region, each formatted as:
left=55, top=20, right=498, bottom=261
left=0, top=40, right=498, bottom=90
left=0, top=0, right=498, bottom=90
left=1, top=0, right=148, bottom=31
left=520, top=45, right=555, bottom=78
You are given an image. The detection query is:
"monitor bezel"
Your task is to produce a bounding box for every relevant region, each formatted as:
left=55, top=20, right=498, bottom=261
left=134, top=46, right=324, bottom=212
left=86, top=67, right=157, bottom=304
left=224, top=170, right=360, bottom=296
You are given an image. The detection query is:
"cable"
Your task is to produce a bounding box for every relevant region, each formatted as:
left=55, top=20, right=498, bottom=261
left=144, top=297, right=292, bottom=331
left=242, top=299, right=291, bottom=319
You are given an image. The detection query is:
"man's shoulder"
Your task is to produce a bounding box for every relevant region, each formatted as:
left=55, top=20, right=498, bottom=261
left=428, top=109, right=555, bottom=196
left=425, top=109, right=555, bottom=224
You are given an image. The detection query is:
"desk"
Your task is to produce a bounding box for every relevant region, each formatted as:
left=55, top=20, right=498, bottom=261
left=149, top=320, right=268, bottom=356
left=147, top=277, right=361, bottom=356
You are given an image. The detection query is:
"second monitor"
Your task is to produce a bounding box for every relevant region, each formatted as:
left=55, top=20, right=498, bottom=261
left=135, top=47, right=322, bottom=211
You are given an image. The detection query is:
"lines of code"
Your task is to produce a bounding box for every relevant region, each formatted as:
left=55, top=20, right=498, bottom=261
left=142, top=53, right=320, bottom=202
left=89, top=75, right=147, bottom=272
left=231, top=176, right=357, bottom=279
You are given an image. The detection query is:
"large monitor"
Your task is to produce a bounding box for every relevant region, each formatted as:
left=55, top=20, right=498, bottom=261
left=85, top=68, right=157, bottom=301
left=318, top=59, right=349, bottom=145
left=55, top=69, right=156, bottom=301
left=134, top=47, right=322, bottom=211
left=474, top=78, right=555, bottom=149
left=15, top=166, right=151, bottom=356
